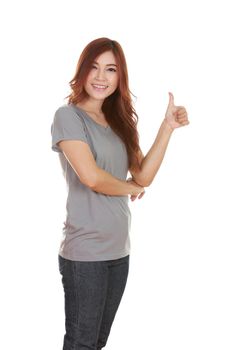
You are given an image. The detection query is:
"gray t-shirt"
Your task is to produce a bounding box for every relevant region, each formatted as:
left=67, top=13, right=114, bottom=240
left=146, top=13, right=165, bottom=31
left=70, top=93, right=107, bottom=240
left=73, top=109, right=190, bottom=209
left=51, top=103, right=131, bottom=261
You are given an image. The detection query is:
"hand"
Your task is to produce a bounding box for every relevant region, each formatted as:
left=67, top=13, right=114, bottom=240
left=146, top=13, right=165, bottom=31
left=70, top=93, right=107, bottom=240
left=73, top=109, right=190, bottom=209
left=126, top=177, right=146, bottom=201
left=130, top=190, right=145, bottom=201
left=164, top=92, right=190, bottom=130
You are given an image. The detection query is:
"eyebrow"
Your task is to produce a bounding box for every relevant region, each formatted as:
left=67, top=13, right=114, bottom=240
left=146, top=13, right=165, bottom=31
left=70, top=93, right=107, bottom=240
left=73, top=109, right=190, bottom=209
left=93, top=61, right=117, bottom=67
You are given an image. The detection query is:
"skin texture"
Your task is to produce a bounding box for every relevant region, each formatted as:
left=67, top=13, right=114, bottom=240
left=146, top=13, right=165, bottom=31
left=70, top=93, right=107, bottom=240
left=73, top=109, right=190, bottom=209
left=75, top=51, right=190, bottom=201
left=58, top=50, right=145, bottom=198
left=164, top=92, right=189, bottom=130
left=61, top=51, right=189, bottom=201
left=129, top=92, right=189, bottom=201
left=76, top=89, right=190, bottom=201
left=76, top=50, right=119, bottom=122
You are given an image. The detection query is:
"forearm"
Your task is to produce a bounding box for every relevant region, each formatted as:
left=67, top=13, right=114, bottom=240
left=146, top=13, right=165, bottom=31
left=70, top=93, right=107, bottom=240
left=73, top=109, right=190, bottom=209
left=90, top=167, right=135, bottom=196
left=137, top=120, right=174, bottom=186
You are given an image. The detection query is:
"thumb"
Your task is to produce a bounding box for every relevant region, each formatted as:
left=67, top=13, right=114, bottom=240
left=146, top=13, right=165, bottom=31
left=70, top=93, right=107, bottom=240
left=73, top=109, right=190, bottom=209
left=168, top=92, right=175, bottom=107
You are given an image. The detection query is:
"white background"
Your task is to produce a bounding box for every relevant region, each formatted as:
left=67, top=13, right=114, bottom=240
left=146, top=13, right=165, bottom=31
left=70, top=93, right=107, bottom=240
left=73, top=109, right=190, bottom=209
left=1, top=0, right=232, bottom=349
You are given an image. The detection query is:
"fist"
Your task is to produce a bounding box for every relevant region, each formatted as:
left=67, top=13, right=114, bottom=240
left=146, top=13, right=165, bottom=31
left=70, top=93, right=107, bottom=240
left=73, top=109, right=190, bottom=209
left=164, top=92, right=189, bottom=130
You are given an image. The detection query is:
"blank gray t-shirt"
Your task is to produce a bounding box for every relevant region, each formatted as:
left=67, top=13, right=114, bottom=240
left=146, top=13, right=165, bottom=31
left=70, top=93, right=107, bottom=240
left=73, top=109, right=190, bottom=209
left=51, top=103, right=131, bottom=261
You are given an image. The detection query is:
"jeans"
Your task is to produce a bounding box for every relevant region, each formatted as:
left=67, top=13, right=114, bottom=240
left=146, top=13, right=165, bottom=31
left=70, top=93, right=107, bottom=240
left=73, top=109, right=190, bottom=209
left=58, top=254, right=130, bottom=350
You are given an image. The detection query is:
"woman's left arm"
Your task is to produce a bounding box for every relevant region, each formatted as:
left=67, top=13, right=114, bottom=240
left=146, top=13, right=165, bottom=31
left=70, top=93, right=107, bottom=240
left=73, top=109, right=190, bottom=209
left=130, top=92, right=189, bottom=188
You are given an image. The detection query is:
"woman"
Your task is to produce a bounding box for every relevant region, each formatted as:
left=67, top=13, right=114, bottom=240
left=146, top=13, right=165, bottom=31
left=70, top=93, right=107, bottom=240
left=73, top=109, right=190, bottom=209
left=51, top=37, right=189, bottom=350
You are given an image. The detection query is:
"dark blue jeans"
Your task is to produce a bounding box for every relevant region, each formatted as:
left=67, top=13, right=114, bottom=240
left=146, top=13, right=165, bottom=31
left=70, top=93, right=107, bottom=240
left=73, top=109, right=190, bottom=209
left=58, top=254, right=130, bottom=350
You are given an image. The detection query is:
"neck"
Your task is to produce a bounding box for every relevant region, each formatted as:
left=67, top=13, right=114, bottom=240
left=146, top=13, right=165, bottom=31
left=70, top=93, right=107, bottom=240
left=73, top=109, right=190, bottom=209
left=76, top=98, right=104, bottom=114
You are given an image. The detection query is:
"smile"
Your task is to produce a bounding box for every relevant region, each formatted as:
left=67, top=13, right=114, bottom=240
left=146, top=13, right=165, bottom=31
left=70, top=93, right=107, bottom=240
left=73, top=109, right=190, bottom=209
left=92, top=84, right=108, bottom=90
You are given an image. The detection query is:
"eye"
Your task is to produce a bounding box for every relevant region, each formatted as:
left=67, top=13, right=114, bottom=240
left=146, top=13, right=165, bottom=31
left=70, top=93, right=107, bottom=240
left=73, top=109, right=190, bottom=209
left=91, top=65, right=97, bottom=69
left=108, top=68, right=117, bottom=72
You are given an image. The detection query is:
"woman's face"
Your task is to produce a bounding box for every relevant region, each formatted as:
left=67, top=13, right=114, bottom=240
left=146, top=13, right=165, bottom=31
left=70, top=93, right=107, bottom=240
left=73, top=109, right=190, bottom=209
left=84, top=50, right=119, bottom=101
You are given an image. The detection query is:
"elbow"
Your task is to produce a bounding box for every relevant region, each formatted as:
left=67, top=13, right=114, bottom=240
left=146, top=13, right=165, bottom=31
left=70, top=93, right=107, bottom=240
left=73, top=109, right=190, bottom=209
left=84, top=177, right=98, bottom=190
left=84, top=169, right=99, bottom=190
left=78, top=169, right=99, bottom=189
left=142, top=174, right=157, bottom=187
left=134, top=169, right=160, bottom=187
left=132, top=175, right=151, bottom=188
left=141, top=179, right=152, bottom=187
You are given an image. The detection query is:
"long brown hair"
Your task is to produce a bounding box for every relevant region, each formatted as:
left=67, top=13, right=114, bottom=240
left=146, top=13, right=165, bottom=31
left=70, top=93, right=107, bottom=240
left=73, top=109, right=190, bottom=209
left=65, top=37, right=141, bottom=172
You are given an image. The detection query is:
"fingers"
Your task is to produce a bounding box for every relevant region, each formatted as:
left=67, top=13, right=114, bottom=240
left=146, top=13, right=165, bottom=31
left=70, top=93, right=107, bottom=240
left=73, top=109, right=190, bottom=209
left=176, top=109, right=187, bottom=117
left=130, top=190, right=146, bottom=201
left=176, top=114, right=188, bottom=122
left=177, top=119, right=190, bottom=127
left=138, top=192, right=145, bottom=199
left=176, top=106, right=186, bottom=111
left=181, top=120, right=190, bottom=126
left=175, top=107, right=189, bottom=125
left=130, top=195, right=137, bottom=201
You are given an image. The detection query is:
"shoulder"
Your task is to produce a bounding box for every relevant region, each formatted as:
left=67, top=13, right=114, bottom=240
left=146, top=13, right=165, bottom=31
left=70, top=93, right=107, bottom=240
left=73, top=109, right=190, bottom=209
left=53, top=104, right=82, bottom=123
left=55, top=103, right=75, bottom=116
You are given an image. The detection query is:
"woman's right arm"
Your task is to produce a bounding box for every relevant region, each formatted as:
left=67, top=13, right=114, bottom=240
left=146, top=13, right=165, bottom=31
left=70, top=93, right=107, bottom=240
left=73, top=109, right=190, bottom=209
left=57, top=139, right=144, bottom=197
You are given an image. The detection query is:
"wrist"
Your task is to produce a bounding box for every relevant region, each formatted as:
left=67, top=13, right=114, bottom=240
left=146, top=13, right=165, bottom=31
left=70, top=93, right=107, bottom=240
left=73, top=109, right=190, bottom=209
left=163, top=118, right=175, bottom=133
left=127, top=181, right=137, bottom=195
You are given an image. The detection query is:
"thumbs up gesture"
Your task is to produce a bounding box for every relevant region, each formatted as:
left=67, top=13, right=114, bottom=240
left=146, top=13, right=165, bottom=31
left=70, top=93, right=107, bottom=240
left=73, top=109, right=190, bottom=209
left=164, top=92, right=189, bottom=130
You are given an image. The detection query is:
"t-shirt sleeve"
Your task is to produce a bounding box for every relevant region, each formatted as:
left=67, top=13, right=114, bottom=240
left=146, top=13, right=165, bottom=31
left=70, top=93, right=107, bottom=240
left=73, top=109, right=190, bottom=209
left=51, top=106, right=88, bottom=152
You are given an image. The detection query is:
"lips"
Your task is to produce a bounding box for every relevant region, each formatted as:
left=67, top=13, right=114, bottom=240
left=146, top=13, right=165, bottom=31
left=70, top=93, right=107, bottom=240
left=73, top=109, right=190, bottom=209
left=92, top=84, right=108, bottom=90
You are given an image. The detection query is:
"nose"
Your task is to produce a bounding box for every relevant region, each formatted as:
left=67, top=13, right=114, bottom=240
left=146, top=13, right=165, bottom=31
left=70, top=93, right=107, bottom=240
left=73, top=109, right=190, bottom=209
left=94, top=68, right=106, bottom=81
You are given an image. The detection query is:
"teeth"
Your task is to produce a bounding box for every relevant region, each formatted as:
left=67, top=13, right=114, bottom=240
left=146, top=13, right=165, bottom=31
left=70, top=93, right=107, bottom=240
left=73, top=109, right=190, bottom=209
left=92, top=84, right=107, bottom=89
